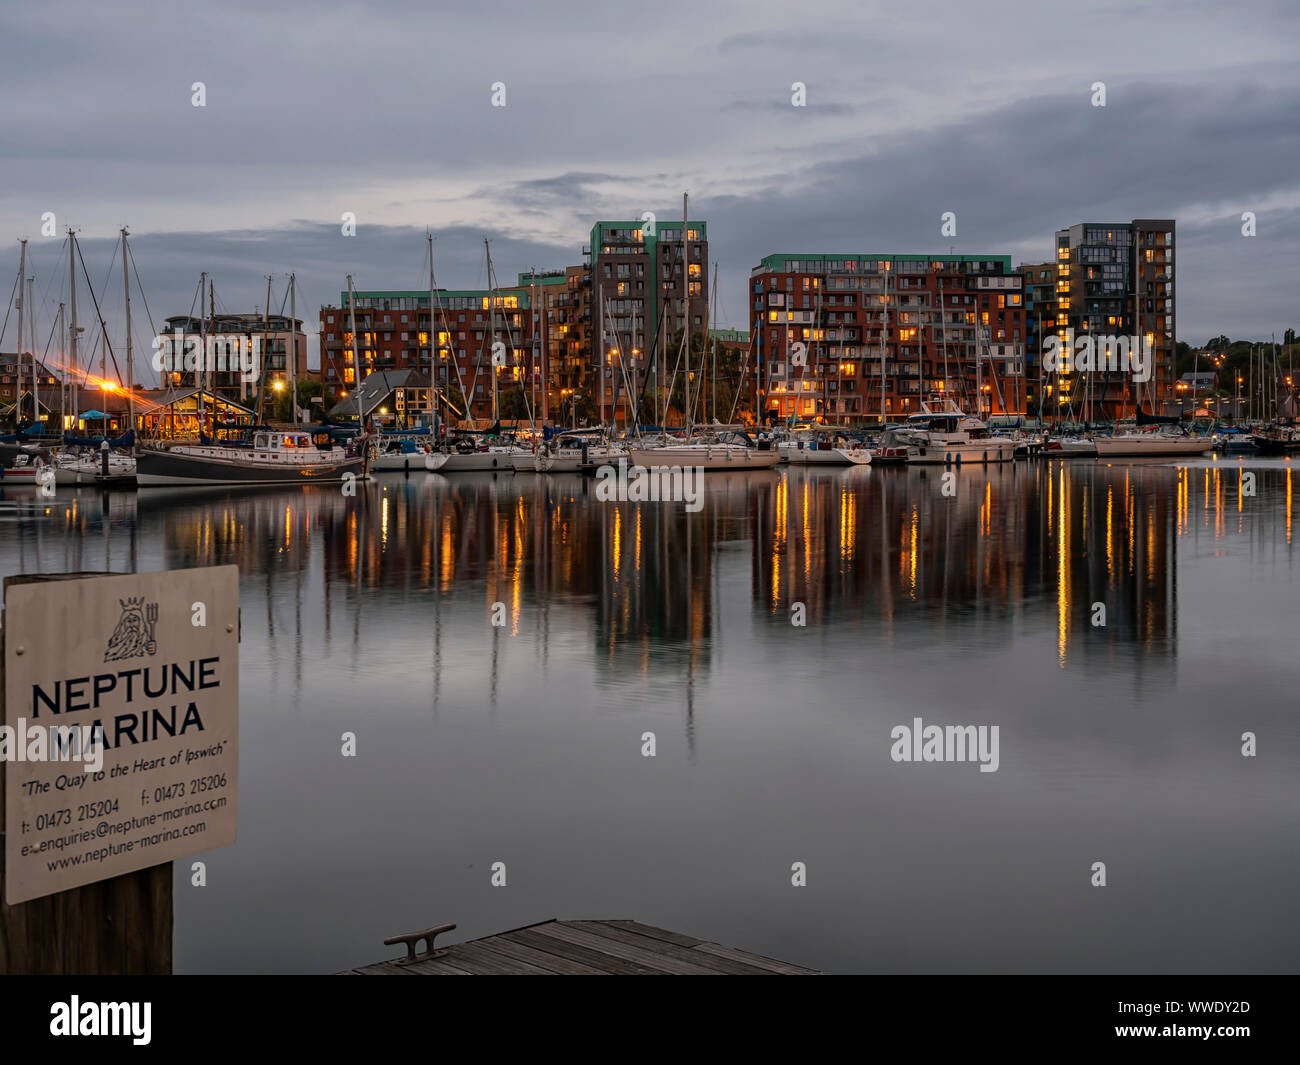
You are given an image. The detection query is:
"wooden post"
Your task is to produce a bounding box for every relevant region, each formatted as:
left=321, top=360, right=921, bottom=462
left=0, top=572, right=173, bottom=975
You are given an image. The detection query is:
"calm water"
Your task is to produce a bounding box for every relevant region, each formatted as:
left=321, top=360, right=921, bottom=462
left=2, top=457, right=1298, bottom=974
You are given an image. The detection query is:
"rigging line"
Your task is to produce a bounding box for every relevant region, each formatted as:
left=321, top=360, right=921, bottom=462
left=0, top=270, right=19, bottom=348
left=492, top=258, right=533, bottom=425
left=659, top=239, right=688, bottom=419
left=40, top=311, right=60, bottom=366
left=30, top=246, right=64, bottom=327
left=429, top=240, right=470, bottom=420
left=126, top=239, right=159, bottom=341
left=726, top=336, right=750, bottom=425
left=75, top=236, right=125, bottom=387
left=488, top=251, right=534, bottom=427
left=633, top=299, right=667, bottom=423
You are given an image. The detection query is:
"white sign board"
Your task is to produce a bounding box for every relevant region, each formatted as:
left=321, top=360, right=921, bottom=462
left=3, top=566, right=238, bottom=904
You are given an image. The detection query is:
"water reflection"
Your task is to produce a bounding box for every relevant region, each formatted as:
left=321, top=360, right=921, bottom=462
left=2, top=458, right=1296, bottom=973
left=6, top=460, right=1296, bottom=678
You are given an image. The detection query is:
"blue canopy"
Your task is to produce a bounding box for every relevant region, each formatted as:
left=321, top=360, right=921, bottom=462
left=79, top=410, right=109, bottom=419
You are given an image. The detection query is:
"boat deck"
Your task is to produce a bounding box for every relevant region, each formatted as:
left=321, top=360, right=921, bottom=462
left=341, top=919, right=819, bottom=975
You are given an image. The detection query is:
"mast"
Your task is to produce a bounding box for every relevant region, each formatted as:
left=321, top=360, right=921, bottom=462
left=57, top=301, right=65, bottom=430
left=529, top=272, right=537, bottom=430
left=485, top=238, right=498, bottom=425
left=710, top=264, right=718, bottom=425
left=682, top=193, right=691, bottom=441
left=289, top=273, right=298, bottom=424
left=540, top=274, right=548, bottom=426
left=208, top=277, right=215, bottom=410
left=198, top=272, right=207, bottom=435
left=28, top=273, right=37, bottom=429
left=346, top=274, right=364, bottom=428
left=121, top=228, right=134, bottom=439
left=1132, top=233, right=1141, bottom=415
left=259, top=274, right=271, bottom=415
left=68, top=230, right=79, bottom=428
left=880, top=262, right=888, bottom=426
left=427, top=234, right=436, bottom=426
left=15, top=238, right=26, bottom=427
left=939, top=275, right=950, bottom=397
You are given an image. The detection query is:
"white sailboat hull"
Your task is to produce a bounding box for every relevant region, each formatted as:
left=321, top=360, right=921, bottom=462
left=778, top=443, right=872, bottom=465
left=371, top=451, right=428, bottom=472
left=629, top=445, right=781, bottom=470
left=537, top=451, right=585, bottom=472
left=54, top=455, right=137, bottom=484
left=1094, top=435, right=1210, bottom=457
left=428, top=450, right=515, bottom=472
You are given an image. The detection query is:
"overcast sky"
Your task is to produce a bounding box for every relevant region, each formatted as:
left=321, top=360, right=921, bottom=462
left=1, top=0, right=1296, bottom=380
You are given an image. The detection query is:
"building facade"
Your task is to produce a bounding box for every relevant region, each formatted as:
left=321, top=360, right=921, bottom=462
left=160, top=313, right=309, bottom=411
left=1019, top=260, right=1058, bottom=417
left=0, top=355, right=62, bottom=429
left=319, top=285, right=550, bottom=424
left=1048, top=220, right=1176, bottom=419
left=749, top=254, right=1027, bottom=425
left=590, top=219, right=709, bottom=423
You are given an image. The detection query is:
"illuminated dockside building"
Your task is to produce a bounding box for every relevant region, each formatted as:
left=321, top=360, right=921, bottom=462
left=749, top=254, right=1028, bottom=425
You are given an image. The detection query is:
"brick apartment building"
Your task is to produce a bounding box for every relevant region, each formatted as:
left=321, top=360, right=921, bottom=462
left=319, top=276, right=570, bottom=424
left=319, top=216, right=708, bottom=426
left=749, top=254, right=1027, bottom=425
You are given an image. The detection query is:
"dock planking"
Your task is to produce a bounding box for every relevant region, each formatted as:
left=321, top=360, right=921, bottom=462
left=341, top=919, right=819, bottom=976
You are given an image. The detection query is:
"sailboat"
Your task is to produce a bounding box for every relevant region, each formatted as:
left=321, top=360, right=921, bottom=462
left=1094, top=410, right=1210, bottom=457
left=136, top=428, right=367, bottom=485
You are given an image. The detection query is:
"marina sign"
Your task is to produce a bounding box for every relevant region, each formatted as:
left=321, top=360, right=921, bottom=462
left=3, top=567, right=239, bottom=905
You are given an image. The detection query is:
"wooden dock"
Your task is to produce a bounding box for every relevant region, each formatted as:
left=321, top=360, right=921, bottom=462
left=342, top=919, right=819, bottom=975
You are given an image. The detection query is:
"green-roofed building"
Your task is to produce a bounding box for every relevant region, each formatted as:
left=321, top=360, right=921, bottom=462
left=590, top=218, right=709, bottom=422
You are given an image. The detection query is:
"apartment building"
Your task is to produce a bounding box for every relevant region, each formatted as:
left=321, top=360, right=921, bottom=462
left=749, top=254, right=1027, bottom=424
left=590, top=219, right=709, bottom=422
left=1019, top=260, right=1058, bottom=416
left=1049, top=220, right=1176, bottom=417
left=160, top=312, right=309, bottom=409
left=319, top=284, right=550, bottom=423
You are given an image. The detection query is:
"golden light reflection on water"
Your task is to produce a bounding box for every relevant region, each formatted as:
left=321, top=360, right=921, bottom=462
left=1057, top=464, right=1069, bottom=668
left=32, top=459, right=1288, bottom=677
